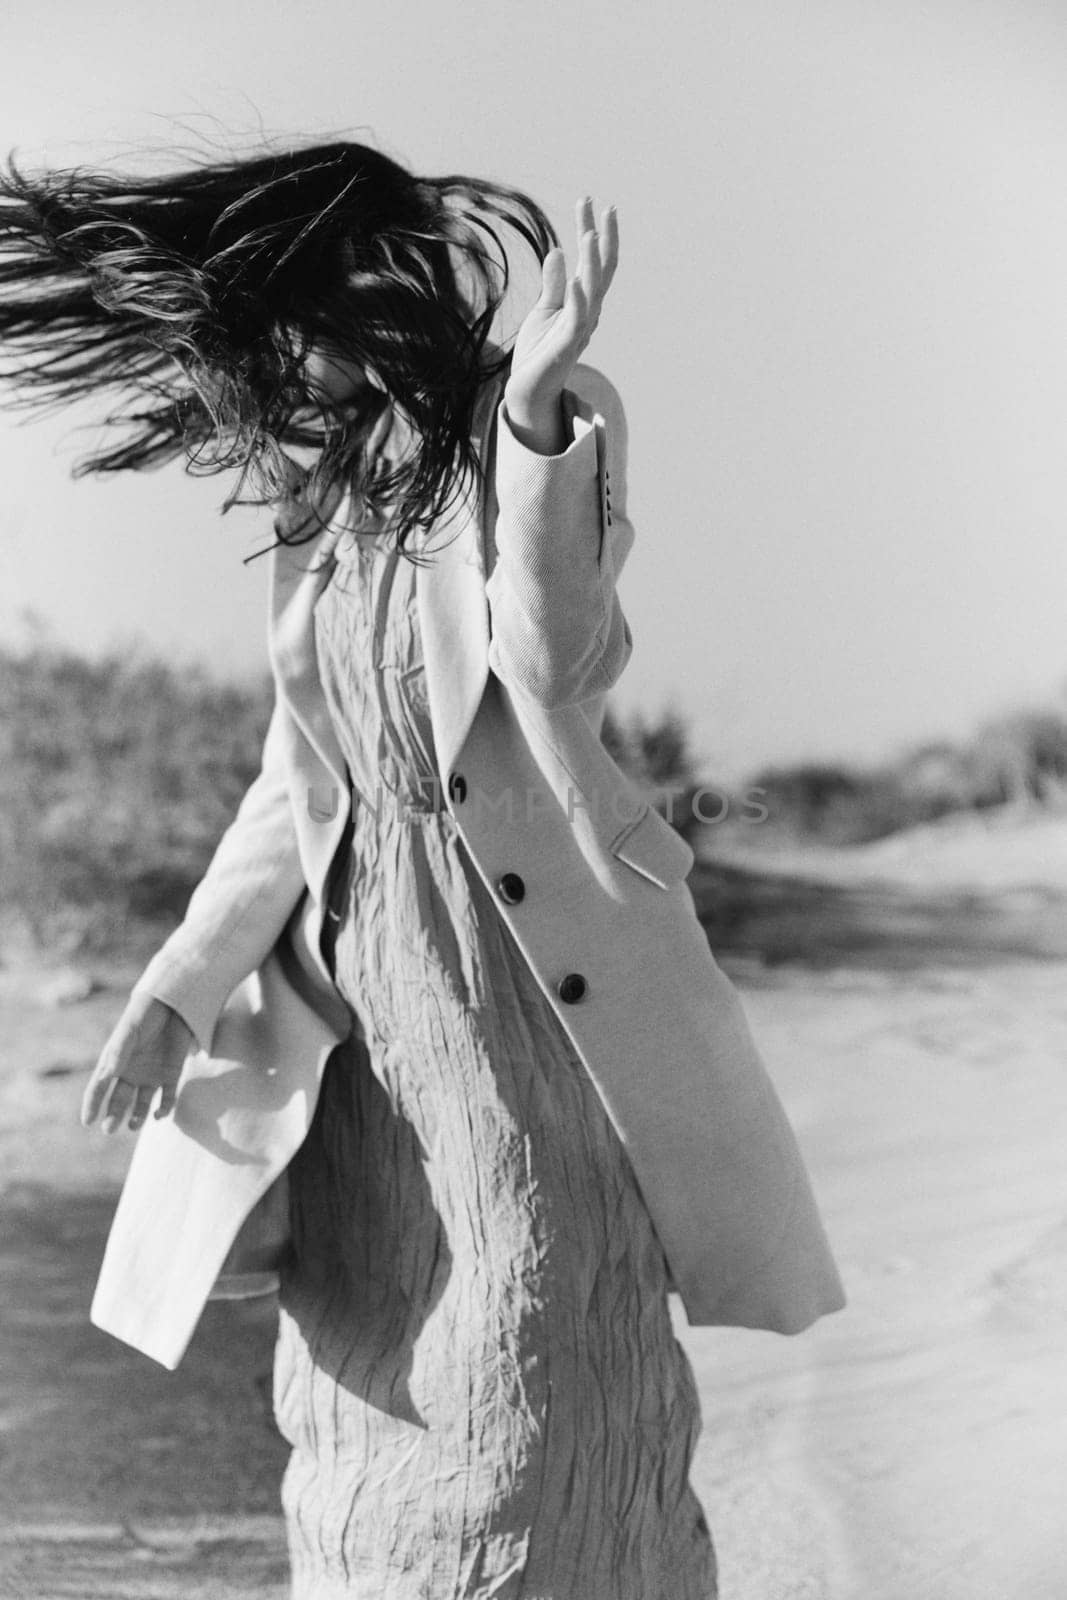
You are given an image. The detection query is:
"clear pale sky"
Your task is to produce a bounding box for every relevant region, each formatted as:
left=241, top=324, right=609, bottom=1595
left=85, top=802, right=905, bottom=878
left=2, top=0, right=1066, bottom=779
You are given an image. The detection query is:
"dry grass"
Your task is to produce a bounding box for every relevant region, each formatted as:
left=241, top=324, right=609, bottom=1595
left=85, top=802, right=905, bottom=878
left=0, top=644, right=272, bottom=955
left=4, top=646, right=1066, bottom=962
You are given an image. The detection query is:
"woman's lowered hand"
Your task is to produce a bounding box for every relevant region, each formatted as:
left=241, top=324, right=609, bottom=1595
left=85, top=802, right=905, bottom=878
left=80, top=991, right=195, bottom=1133
left=505, top=196, right=619, bottom=455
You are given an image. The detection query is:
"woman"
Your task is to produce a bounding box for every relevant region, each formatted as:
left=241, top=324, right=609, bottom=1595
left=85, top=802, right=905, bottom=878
left=0, top=138, right=844, bottom=1599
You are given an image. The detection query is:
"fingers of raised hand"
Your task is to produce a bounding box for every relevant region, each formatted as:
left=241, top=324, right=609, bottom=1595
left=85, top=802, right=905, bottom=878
left=538, top=247, right=568, bottom=310
left=574, top=199, right=600, bottom=305
left=573, top=197, right=617, bottom=327
left=597, top=204, right=619, bottom=289
left=563, top=270, right=590, bottom=334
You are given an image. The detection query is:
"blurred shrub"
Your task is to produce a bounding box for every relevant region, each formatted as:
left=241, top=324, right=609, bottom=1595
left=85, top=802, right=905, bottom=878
left=4, top=643, right=1067, bottom=955
left=746, top=762, right=869, bottom=841
left=599, top=701, right=737, bottom=843
left=747, top=703, right=1067, bottom=845
left=0, top=644, right=272, bottom=950
left=963, top=710, right=1067, bottom=806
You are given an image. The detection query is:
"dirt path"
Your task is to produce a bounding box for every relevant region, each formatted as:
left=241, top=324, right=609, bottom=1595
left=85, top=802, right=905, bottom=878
left=4, top=952, right=1067, bottom=1598
left=0, top=966, right=290, bottom=1599
left=0, top=1182, right=290, bottom=1599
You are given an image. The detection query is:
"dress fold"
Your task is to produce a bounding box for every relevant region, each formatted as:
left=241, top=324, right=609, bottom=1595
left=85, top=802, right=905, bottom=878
left=273, top=519, right=716, bottom=1599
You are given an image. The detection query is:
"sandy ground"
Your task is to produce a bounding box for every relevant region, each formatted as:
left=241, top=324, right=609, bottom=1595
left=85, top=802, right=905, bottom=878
left=696, top=957, right=1067, bottom=1600
left=2, top=813, right=1066, bottom=1598
left=710, top=800, right=1067, bottom=893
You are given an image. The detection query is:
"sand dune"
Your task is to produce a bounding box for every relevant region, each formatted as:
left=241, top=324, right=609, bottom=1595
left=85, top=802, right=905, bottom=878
left=692, top=806, right=1067, bottom=966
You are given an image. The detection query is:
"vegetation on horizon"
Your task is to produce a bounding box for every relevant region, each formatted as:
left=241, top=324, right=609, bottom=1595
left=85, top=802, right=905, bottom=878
left=3, top=643, right=1066, bottom=954
left=600, top=701, right=1067, bottom=847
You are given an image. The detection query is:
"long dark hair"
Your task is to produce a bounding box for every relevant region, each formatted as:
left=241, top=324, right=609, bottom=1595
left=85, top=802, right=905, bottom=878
left=0, top=137, right=557, bottom=554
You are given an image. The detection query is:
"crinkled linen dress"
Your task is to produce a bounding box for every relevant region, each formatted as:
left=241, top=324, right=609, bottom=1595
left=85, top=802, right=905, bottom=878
left=272, top=505, right=717, bottom=1600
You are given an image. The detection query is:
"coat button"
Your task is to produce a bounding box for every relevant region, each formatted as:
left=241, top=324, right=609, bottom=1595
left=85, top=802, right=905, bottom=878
left=557, top=972, right=587, bottom=1004
left=448, top=772, right=467, bottom=803
left=496, top=872, right=525, bottom=905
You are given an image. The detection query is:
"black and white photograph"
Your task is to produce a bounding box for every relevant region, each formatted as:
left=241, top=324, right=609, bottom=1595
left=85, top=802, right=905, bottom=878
left=1, top=3, right=1065, bottom=1597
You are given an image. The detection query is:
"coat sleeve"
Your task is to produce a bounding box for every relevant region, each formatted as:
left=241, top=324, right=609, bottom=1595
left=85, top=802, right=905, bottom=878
left=129, top=697, right=308, bottom=1052
left=484, top=363, right=636, bottom=710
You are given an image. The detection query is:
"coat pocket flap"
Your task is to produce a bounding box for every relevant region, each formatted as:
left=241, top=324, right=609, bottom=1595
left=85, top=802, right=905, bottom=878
left=609, top=804, right=695, bottom=888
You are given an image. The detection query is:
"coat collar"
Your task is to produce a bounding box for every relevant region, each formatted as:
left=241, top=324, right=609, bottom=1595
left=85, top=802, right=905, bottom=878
left=267, top=373, right=504, bottom=799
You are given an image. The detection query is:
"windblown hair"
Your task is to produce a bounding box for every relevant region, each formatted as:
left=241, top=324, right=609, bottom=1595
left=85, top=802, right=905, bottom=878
left=0, top=138, right=557, bottom=553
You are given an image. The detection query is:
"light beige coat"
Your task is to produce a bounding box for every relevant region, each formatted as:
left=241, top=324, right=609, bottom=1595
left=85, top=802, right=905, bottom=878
left=91, top=365, right=846, bottom=1370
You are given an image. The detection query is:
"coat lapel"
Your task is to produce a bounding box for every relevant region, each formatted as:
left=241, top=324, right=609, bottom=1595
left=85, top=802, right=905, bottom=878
left=414, top=482, right=490, bottom=793
left=267, top=486, right=351, bottom=791
left=414, top=374, right=502, bottom=789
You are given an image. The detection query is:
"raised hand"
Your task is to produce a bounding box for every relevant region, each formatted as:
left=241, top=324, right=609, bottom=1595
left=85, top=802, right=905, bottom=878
left=505, top=196, right=619, bottom=454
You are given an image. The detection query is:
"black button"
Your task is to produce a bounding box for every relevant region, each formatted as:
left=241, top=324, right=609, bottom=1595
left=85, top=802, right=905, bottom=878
left=557, top=973, right=587, bottom=1004
left=496, top=872, right=525, bottom=905
left=448, top=772, right=467, bottom=803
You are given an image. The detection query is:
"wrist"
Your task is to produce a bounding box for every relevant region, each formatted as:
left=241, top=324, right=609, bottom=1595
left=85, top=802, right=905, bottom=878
left=502, top=385, right=567, bottom=456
